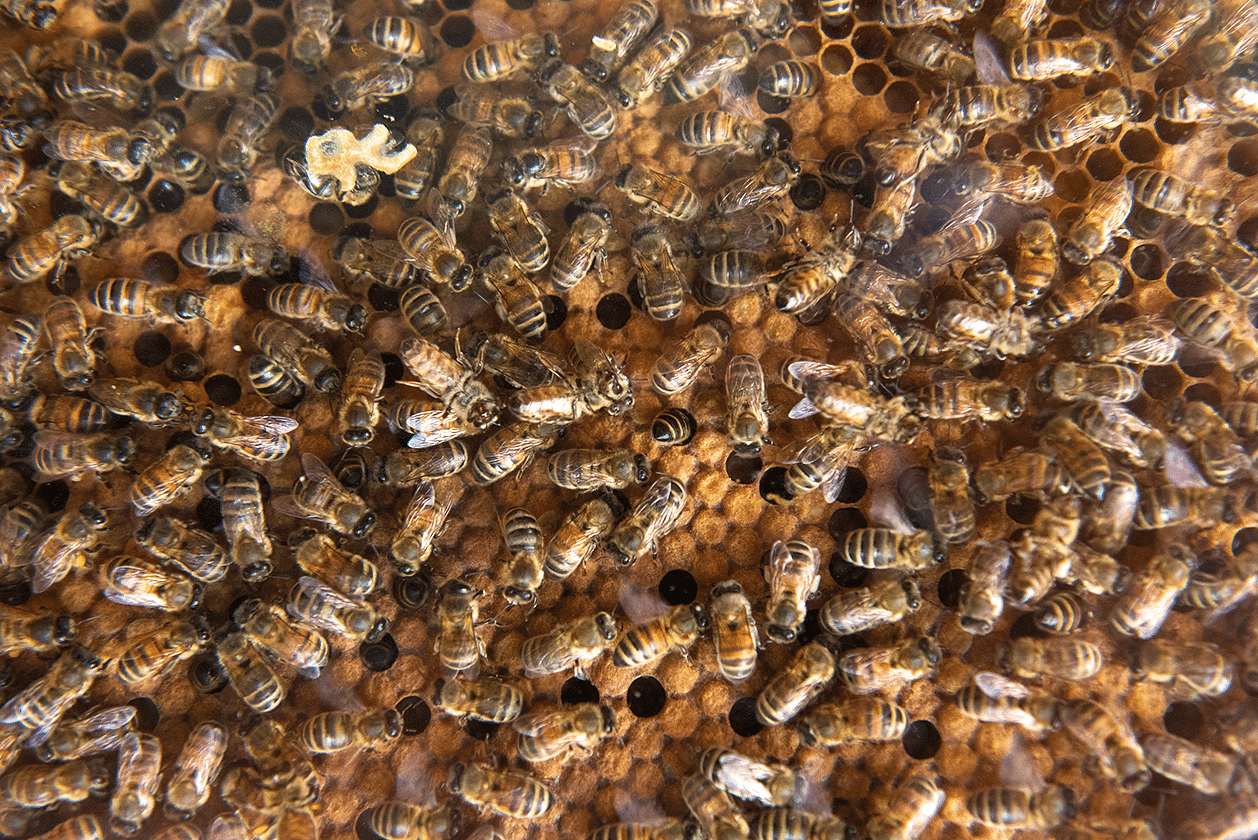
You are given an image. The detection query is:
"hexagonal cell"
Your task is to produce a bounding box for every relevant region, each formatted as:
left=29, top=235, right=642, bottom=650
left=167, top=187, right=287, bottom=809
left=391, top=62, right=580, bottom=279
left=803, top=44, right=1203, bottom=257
left=822, top=44, right=854, bottom=75
left=851, top=25, right=888, bottom=59
left=1086, top=147, right=1124, bottom=181
left=1229, top=138, right=1258, bottom=176
left=852, top=61, right=888, bottom=95
left=1119, top=128, right=1160, bottom=162
left=1053, top=169, right=1092, bottom=202
left=789, top=25, right=822, bottom=55
left=883, top=80, right=919, bottom=113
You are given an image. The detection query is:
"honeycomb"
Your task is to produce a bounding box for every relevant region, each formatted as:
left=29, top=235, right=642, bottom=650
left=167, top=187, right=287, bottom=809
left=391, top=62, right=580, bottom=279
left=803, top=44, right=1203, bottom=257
left=0, top=0, right=1255, bottom=836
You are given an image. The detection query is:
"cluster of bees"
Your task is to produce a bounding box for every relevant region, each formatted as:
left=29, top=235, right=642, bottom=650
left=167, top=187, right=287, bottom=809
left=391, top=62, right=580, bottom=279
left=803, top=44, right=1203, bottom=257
left=0, top=0, right=1253, bottom=835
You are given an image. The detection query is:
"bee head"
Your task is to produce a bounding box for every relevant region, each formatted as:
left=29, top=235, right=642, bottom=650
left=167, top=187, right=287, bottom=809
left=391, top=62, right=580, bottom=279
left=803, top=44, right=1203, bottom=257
left=314, top=368, right=341, bottom=393
left=352, top=511, right=377, bottom=539
left=767, top=623, right=796, bottom=643
left=192, top=408, right=215, bottom=436
left=174, top=291, right=206, bottom=321
left=688, top=603, right=709, bottom=631
left=241, top=560, right=273, bottom=583
left=53, top=614, right=76, bottom=646
left=796, top=718, right=820, bottom=747
left=615, top=163, right=634, bottom=188
left=126, top=136, right=152, bottom=165
left=631, top=454, right=651, bottom=485
left=581, top=59, right=609, bottom=83
left=523, top=110, right=544, bottom=139
left=382, top=709, right=403, bottom=739
left=185, top=582, right=204, bottom=611
left=958, top=615, right=993, bottom=635
left=758, top=125, right=780, bottom=160
left=232, top=597, right=262, bottom=627
left=365, top=615, right=389, bottom=644
left=917, top=637, right=941, bottom=664
left=135, top=84, right=154, bottom=116
left=616, top=88, right=635, bottom=108
left=190, top=615, right=212, bottom=645
left=504, top=585, right=536, bottom=607
left=154, top=392, right=184, bottom=422
left=902, top=580, right=921, bottom=610
left=80, top=500, right=108, bottom=527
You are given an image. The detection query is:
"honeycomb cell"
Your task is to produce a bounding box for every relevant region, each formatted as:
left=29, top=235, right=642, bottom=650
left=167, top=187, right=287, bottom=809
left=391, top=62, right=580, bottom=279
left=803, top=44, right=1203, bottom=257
left=122, top=48, right=156, bottom=79
left=1229, top=138, right=1258, bottom=176
left=936, top=569, right=967, bottom=611
left=562, top=678, right=600, bottom=705
left=728, top=696, right=764, bottom=736
left=1006, top=495, right=1040, bottom=525
left=1142, top=365, right=1182, bottom=400
left=345, top=195, right=380, bottom=218
left=790, top=174, right=827, bottom=210
left=360, top=633, right=399, bottom=671
left=851, top=26, right=887, bottom=59
left=789, top=25, right=822, bottom=55
left=1128, top=243, right=1163, bottom=281
left=758, top=89, right=791, bottom=114
left=205, top=373, right=242, bottom=406
left=1086, top=147, right=1124, bottom=181
left=901, top=719, right=941, bottom=760
left=133, top=331, right=171, bottom=367
left=822, top=44, right=853, bottom=75
left=1182, top=382, right=1220, bottom=406
left=883, top=80, right=918, bottom=113
left=659, top=569, right=698, bottom=606
left=124, top=10, right=155, bottom=39
left=725, top=452, right=762, bottom=485
left=1053, top=169, right=1091, bottom=202
left=309, top=203, right=345, bottom=235
left=1165, top=263, right=1214, bottom=298
left=1161, top=702, right=1202, bottom=739
left=441, top=15, right=475, bottom=48
left=852, top=62, right=886, bottom=95
left=1232, top=526, right=1258, bottom=555
left=1154, top=117, right=1194, bottom=145
left=627, top=676, right=667, bottom=718
left=1120, top=128, right=1159, bottom=162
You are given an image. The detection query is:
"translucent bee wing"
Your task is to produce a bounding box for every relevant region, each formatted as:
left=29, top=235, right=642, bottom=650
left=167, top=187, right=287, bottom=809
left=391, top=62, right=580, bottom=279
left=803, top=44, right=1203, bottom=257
left=709, top=753, right=777, bottom=805
left=821, top=466, right=849, bottom=504
left=76, top=705, right=138, bottom=733
left=298, top=247, right=338, bottom=293
left=618, top=580, right=669, bottom=625
left=1000, top=732, right=1047, bottom=792
left=23, top=693, right=78, bottom=747
left=31, top=539, right=78, bottom=594
left=974, top=671, right=1031, bottom=699
left=470, top=7, right=520, bottom=41
left=869, top=485, right=916, bottom=534
left=788, top=396, right=819, bottom=419
left=1163, top=438, right=1208, bottom=488
left=103, top=563, right=178, bottom=609
left=718, top=73, right=756, bottom=120
left=511, top=710, right=569, bottom=736
left=239, top=415, right=300, bottom=436
left=270, top=494, right=316, bottom=522
left=400, top=481, right=436, bottom=531
left=973, top=29, right=1012, bottom=86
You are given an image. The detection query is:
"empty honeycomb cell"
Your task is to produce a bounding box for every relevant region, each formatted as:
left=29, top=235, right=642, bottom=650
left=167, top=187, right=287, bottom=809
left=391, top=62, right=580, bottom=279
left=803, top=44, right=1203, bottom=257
left=562, top=678, right=600, bottom=705
left=1154, top=117, right=1195, bottom=145
left=851, top=25, right=887, bottom=59
left=1005, top=495, right=1041, bottom=525
left=345, top=194, right=380, bottom=218
left=361, top=633, right=399, bottom=671
left=281, top=107, right=316, bottom=144
left=463, top=718, right=500, bottom=741
left=1238, top=215, right=1258, bottom=252
left=1165, top=262, right=1214, bottom=298
left=901, top=719, right=941, bottom=760
left=852, top=62, right=887, bottom=95
left=1128, top=242, right=1164, bottom=281
left=659, top=569, right=698, bottom=605
left=126, top=696, right=161, bottom=731
left=132, top=330, right=171, bottom=368
left=124, top=9, right=155, bottom=38
left=789, top=25, right=822, bottom=55
left=936, top=569, right=967, bottom=611
left=822, top=44, right=853, bottom=75
left=724, top=452, right=762, bottom=485
left=728, top=695, right=764, bottom=736
left=1053, top=168, right=1092, bottom=202
left=790, top=174, right=828, bottom=210
left=627, top=676, right=667, bottom=718
left=441, top=15, right=476, bottom=48
left=309, top=203, right=345, bottom=235
left=1182, top=382, right=1220, bottom=406
left=596, top=293, right=631, bottom=329
left=1120, top=128, right=1159, bottom=162
left=883, top=80, right=919, bottom=114
left=1229, top=138, right=1258, bottom=176
left=225, top=0, right=250, bottom=23
left=121, top=47, right=156, bottom=79
left=1086, top=147, right=1124, bottom=181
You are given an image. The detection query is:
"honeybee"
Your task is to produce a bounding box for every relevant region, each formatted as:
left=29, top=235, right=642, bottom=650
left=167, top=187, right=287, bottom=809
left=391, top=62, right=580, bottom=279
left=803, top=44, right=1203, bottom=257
left=547, top=200, right=611, bottom=294
left=651, top=322, right=729, bottom=395
left=547, top=449, right=650, bottom=492
left=515, top=703, right=615, bottom=762
left=544, top=499, right=619, bottom=581
left=234, top=597, right=328, bottom=679
left=216, top=93, right=278, bottom=173
left=434, top=580, right=483, bottom=672
left=275, top=453, right=376, bottom=538
left=629, top=224, right=684, bottom=323
left=1134, top=639, right=1232, bottom=698
left=116, top=616, right=211, bottom=685
left=521, top=612, right=617, bottom=679
left=720, top=355, right=771, bottom=457
left=267, top=283, right=368, bottom=336
left=208, top=469, right=271, bottom=583
left=376, top=441, right=470, bottom=486
left=1002, top=637, right=1104, bottom=681
left=15, top=816, right=103, bottom=840
left=966, top=786, right=1075, bottom=829
left=1134, top=484, right=1236, bottom=530
left=935, top=296, right=1041, bottom=363
left=1141, top=733, right=1236, bottom=796
left=1130, top=169, right=1235, bottom=228
left=0, top=314, right=40, bottom=403
left=1038, top=363, right=1141, bottom=404
left=0, top=500, right=45, bottom=572
left=1010, top=36, right=1114, bottom=79
left=287, top=575, right=388, bottom=645
left=322, top=61, right=413, bottom=114
left=797, top=697, right=910, bottom=746
left=1132, top=0, right=1210, bottom=70
left=693, top=249, right=766, bottom=308
left=290, top=530, right=379, bottom=597
left=0, top=607, right=74, bottom=656
left=402, top=337, right=500, bottom=430
left=0, top=644, right=104, bottom=740
left=1167, top=398, right=1253, bottom=484
left=338, top=238, right=422, bottom=290
left=1042, top=259, right=1125, bottom=333
left=606, top=475, right=688, bottom=567
left=839, top=528, right=944, bottom=571
left=534, top=59, right=617, bottom=140
left=109, top=732, right=161, bottom=836
left=616, top=27, right=693, bottom=108
left=463, top=11, right=559, bottom=82
left=893, top=30, right=976, bottom=82
left=1196, top=0, right=1258, bottom=70
left=954, top=160, right=1052, bottom=203
left=364, top=16, right=440, bottom=64
left=865, top=178, right=919, bottom=257
left=712, top=153, right=799, bottom=218
left=831, top=293, right=908, bottom=378
left=156, top=0, right=228, bottom=60
left=667, top=27, right=756, bottom=102
left=479, top=249, right=548, bottom=342
left=1065, top=400, right=1165, bottom=470
left=27, top=395, right=109, bottom=434
left=613, top=603, right=708, bottom=668
left=821, top=578, right=921, bottom=637
left=102, top=555, right=201, bottom=612
left=396, top=216, right=472, bottom=291
left=215, top=632, right=285, bottom=714
left=191, top=405, right=296, bottom=462
left=773, top=425, right=866, bottom=505
left=879, top=0, right=982, bottom=26
left=298, top=709, right=401, bottom=754
left=485, top=189, right=550, bottom=272
left=928, top=448, right=975, bottom=544
left=181, top=231, right=287, bottom=278
left=0, top=757, right=110, bottom=809
left=33, top=430, right=134, bottom=481
left=903, top=218, right=1000, bottom=280
left=53, top=66, right=149, bottom=113
left=755, top=641, right=835, bottom=726
left=1060, top=698, right=1149, bottom=791
left=506, top=142, right=599, bottom=193
left=90, top=278, right=208, bottom=326
left=1005, top=218, right=1057, bottom=307
left=161, top=722, right=225, bottom=823
left=29, top=502, right=109, bottom=594
left=1059, top=180, right=1133, bottom=265
left=865, top=775, right=945, bottom=840
left=1175, top=296, right=1258, bottom=382
left=590, top=822, right=696, bottom=840
left=616, top=164, right=702, bottom=221
left=677, top=111, right=779, bottom=159
left=150, top=144, right=213, bottom=192
left=471, top=422, right=555, bottom=488
left=1035, top=591, right=1088, bottom=634
left=1071, top=316, right=1181, bottom=366
left=955, top=673, right=1060, bottom=732
left=52, top=162, right=145, bottom=228
left=990, top=0, right=1048, bottom=38
left=433, top=675, right=524, bottom=725
left=36, top=706, right=136, bottom=763
left=682, top=774, right=750, bottom=840
left=1110, top=546, right=1194, bottom=638
left=1184, top=543, right=1258, bottom=624
left=0, top=48, right=46, bottom=117
left=9, top=215, right=102, bottom=286
left=841, top=637, right=941, bottom=695
left=582, top=0, right=657, bottom=81
left=446, top=85, right=542, bottom=140
left=365, top=803, right=454, bottom=840
left=389, top=482, right=453, bottom=577
left=89, top=379, right=185, bottom=426
left=1033, top=87, right=1133, bottom=151
left=392, top=115, right=443, bottom=202
left=759, top=539, right=819, bottom=643
left=448, top=763, right=555, bottom=818
left=703, top=581, right=759, bottom=682
left=330, top=349, right=385, bottom=447
left=175, top=53, right=274, bottom=95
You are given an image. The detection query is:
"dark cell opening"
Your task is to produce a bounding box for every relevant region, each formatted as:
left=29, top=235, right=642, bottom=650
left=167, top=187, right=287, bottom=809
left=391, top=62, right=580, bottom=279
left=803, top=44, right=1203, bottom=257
left=251, top=14, right=286, bottom=47
left=381, top=353, right=404, bottom=388
left=360, top=633, right=399, bottom=671
left=133, top=331, right=171, bottom=367
left=375, top=95, right=411, bottom=126
left=596, top=293, right=631, bottom=329
left=205, top=374, right=242, bottom=407
left=764, top=118, right=792, bottom=148
left=562, top=677, right=600, bottom=706
left=821, top=148, right=864, bottom=187
left=1233, top=527, right=1258, bottom=555
left=1009, top=612, right=1047, bottom=640
left=851, top=25, right=887, bottom=58
left=153, top=71, right=182, bottom=101
left=1165, top=263, right=1215, bottom=298
left=1178, top=358, right=1217, bottom=379
left=99, top=28, right=128, bottom=54
left=396, top=696, right=431, bottom=735
left=789, top=174, right=826, bottom=211
left=901, top=719, right=941, bottom=759
left=1155, top=117, right=1194, bottom=145
left=368, top=284, right=400, bottom=313
left=464, top=719, right=499, bottom=740
left=506, top=0, right=535, bottom=9
left=0, top=577, right=31, bottom=606
left=1086, top=147, right=1124, bottom=181
left=1005, top=495, right=1041, bottom=525
left=936, top=569, right=968, bottom=611
left=826, top=507, right=868, bottom=539
left=309, top=203, right=344, bottom=236
left=124, top=10, right=156, bottom=40
left=345, top=195, right=379, bottom=219
left=122, top=48, right=157, bottom=80
left=226, top=0, right=251, bottom=22
left=728, top=696, right=764, bottom=736
left=544, top=295, right=568, bottom=331
left=1182, top=382, right=1220, bottom=407
left=836, top=633, right=867, bottom=654
left=96, top=0, right=127, bottom=21
left=836, top=467, right=868, bottom=504
left=759, top=465, right=791, bottom=504
left=196, top=495, right=223, bottom=532
left=627, top=676, right=667, bottom=718
left=149, top=180, right=184, bottom=213
left=659, top=569, right=698, bottom=605
left=34, top=481, right=69, bottom=514
left=281, top=108, right=316, bottom=144
left=127, top=697, right=161, bottom=732
left=214, top=182, right=250, bottom=215
left=441, top=15, right=475, bottom=48
left=1053, top=169, right=1091, bottom=203
left=48, top=265, right=80, bottom=296
left=821, top=44, right=853, bottom=76
left=1120, top=128, right=1160, bottom=162
left=311, top=96, right=333, bottom=122
left=1230, top=139, right=1258, bottom=176
left=725, top=453, right=762, bottom=485
left=240, top=277, right=277, bottom=311
left=1162, top=702, right=1203, bottom=739
left=50, top=191, right=84, bottom=222
left=227, top=32, right=252, bottom=59
left=188, top=654, right=228, bottom=694
left=828, top=554, right=869, bottom=588
left=851, top=62, right=886, bottom=95
left=796, top=609, right=824, bottom=645
left=393, top=574, right=432, bottom=610
left=884, top=80, right=919, bottom=114
left=1142, top=365, right=1182, bottom=400
left=1099, top=302, right=1138, bottom=323
left=255, top=52, right=285, bottom=77
left=1129, top=243, right=1164, bottom=281
left=356, top=807, right=378, bottom=840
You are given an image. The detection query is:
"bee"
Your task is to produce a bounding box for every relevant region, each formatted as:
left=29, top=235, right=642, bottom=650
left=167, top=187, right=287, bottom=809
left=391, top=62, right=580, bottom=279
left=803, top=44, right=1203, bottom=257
left=364, top=16, right=440, bottom=64
left=991, top=0, right=1048, bottom=40
left=547, top=449, right=650, bottom=492
left=955, top=161, right=1052, bottom=204
left=0, top=48, right=46, bottom=117
left=446, top=85, right=542, bottom=140
left=390, top=482, right=453, bottom=577
left=521, top=612, right=618, bottom=679
left=116, top=615, right=211, bottom=687
left=433, top=675, right=524, bottom=724
left=208, top=469, right=272, bottom=583
left=797, top=697, right=910, bottom=746
left=613, top=603, right=708, bottom=668
left=1060, top=698, right=1149, bottom=792
left=754, top=641, right=835, bottom=726
left=396, top=220, right=472, bottom=293
left=36, top=706, right=136, bottom=763
left=1071, top=315, right=1181, bottom=366
left=628, top=224, right=684, bottom=322
left=1007, top=494, right=1083, bottom=606
left=707, top=581, right=759, bottom=682
left=9, top=215, right=102, bottom=286
left=90, top=277, right=207, bottom=326
left=161, top=722, right=226, bottom=823
left=954, top=673, right=1060, bottom=732
left=1110, top=545, right=1194, bottom=638
left=879, top=0, right=983, bottom=26
left=0, top=117, right=35, bottom=154
left=322, top=60, right=413, bottom=115
left=234, top=597, right=329, bottom=679
left=935, top=296, right=1040, bottom=363
left=175, top=53, right=274, bottom=95
left=330, top=349, right=384, bottom=447
left=1004, top=218, right=1057, bottom=307
left=479, top=248, right=548, bottom=342
left=667, top=27, right=756, bottom=103
left=590, top=822, right=696, bottom=840
left=463, top=11, right=559, bottom=82
left=401, top=337, right=500, bottom=430
left=434, top=580, right=484, bottom=672
left=1042, top=259, right=1124, bottom=333
left=506, top=142, right=600, bottom=192
left=255, top=322, right=342, bottom=395
left=966, top=786, right=1076, bottom=829
left=191, top=405, right=296, bottom=462
left=1038, top=362, right=1142, bottom=404
left=1002, top=637, right=1104, bottom=680
left=1134, top=639, right=1232, bottom=698
left=1065, top=399, right=1165, bottom=470
left=89, top=379, right=185, bottom=426
left=0, top=315, right=40, bottom=403
left=1175, top=296, right=1258, bottom=382
left=651, top=322, right=729, bottom=395
left=0, top=500, right=45, bottom=571
left=273, top=453, right=375, bottom=538
left=615, top=27, right=692, bottom=108
left=107, top=732, right=162, bottom=836
left=544, top=498, right=619, bottom=581
left=1197, top=0, right=1258, bottom=70
left=833, top=293, right=909, bottom=378
left=718, top=354, right=771, bottom=456
left=338, top=237, right=422, bottom=289
left=515, top=703, right=616, bottom=762
left=606, top=475, right=688, bottom=567
left=493, top=506, right=545, bottom=607
left=903, top=218, right=1000, bottom=280
left=1134, top=484, right=1236, bottom=530
left=713, top=153, right=800, bottom=218
left=682, top=774, right=751, bottom=840
left=773, top=425, right=866, bottom=504
left=893, top=30, right=976, bottom=82
left=215, top=632, right=285, bottom=714
left=653, top=408, right=697, bottom=447
left=102, top=555, right=202, bottom=612
left=841, top=637, right=941, bottom=695
left=448, top=763, right=555, bottom=818
left=1130, top=169, right=1235, bottom=228
left=298, top=709, right=402, bottom=754
left=0, top=644, right=104, bottom=738
left=290, top=530, right=380, bottom=597
left=1010, top=36, right=1114, bottom=79
left=677, top=111, right=780, bottom=159
left=0, top=607, right=74, bottom=656
left=392, top=115, right=443, bottom=202
left=365, top=803, right=454, bottom=840
left=821, top=578, right=921, bottom=636
left=267, top=283, right=368, bottom=336
left=1033, top=87, right=1133, bottom=151
left=757, top=60, right=819, bottom=98
left=485, top=189, right=550, bottom=272
left=397, top=282, right=448, bottom=338
left=839, top=528, right=944, bottom=571
left=1058, top=180, right=1133, bottom=266
left=216, top=92, right=278, bottom=172
left=287, top=575, right=388, bottom=644
left=182, top=232, right=287, bottom=278
left=927, top=448, right=976, bottom=544
left=759, top=539, right=820, bottom=643
left=33, top=431, right=134, bottom=481
left=1141, top=733, right=1236, bottom=795
left=156, top=0, right=228, bottom=60
left=28, top=502, right=109, bottom=594
left=52, top=162, right=145, bottom=228
left=1182, top=797, right=1258, bottom=840
left=865, top=178, right=918, bottom=256
left=0, top=757, right=110, bottom=809
left=616, top=163, right=702, bottom=222
left=866, top=776, right=946, bottom=840
left=1035, top=591, right=1087, bottom=634
left=54, top=66, right=149, bottom=113
left=534, top=59, right=617, bottom=140
left=375, top=441, right=470, bottom=486
left=693, top=249, right=766, bottom=308
left=1132, top=0, right=1210, bottom=70
left=1166, top=398, right=1253, bottom=484
left=583, top=0, right=658, bottom=82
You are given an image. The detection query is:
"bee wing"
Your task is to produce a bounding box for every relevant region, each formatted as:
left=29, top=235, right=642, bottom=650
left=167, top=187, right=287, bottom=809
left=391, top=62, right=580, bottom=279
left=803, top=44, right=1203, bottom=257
left=239, top=415, right=300, bottom=436
left=973, top=29, right=1012, bottom=86
left=718, top=74, right=756, bottom=121
left=301, top=452, right=336, bottom=482
left=183, top=724, right=228, bottom=781
left=103, top=563, right=175, bottom=609
left=974, top=671, right=1031, bottom=699
left=868, top=485, right=915, bottom=535
left=619, top=580, right=670, bottom=625
left=294, top=575, right=359, bottom=610
left=571, top=336, right=612, bottom=372
left=31, top=431, right=89, bottom=478
left=1203, top=571, right=1258, bottom=625
left=726, top=355, right=765, bottom=402
left=269, top=494, right=318, bottom=523
left=23, top=692, right=78, bottom=747
left=821, top=438, right=860, bottom=504
left=522, top=640, right=578, bottom=678
left=710, top=753, right=777, bottom=805
left=367, top=239, right=412, bottom=262
left=401, top=482, right=436, bottom=530
left=1163, top=438, right=1209, bottom=488
left=780, top=430, right=833, bottom=465
left=788, top=395, right=820, bottom=420
left=77, top=705, right=138, bottom=733
left=470, top=7, right=520, bottom=41
left=999, top=732, right=1047, bottom=792
left=512, top=710, right=571, bottom=736
left=298, top=248, right=338, bottom=293
left=31, top=538, right=76, bottom=594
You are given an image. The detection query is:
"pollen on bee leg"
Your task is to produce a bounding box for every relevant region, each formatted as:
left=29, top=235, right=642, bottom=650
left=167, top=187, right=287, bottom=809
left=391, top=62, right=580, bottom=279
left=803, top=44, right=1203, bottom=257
left=304, top=124, right=418, bottom=190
